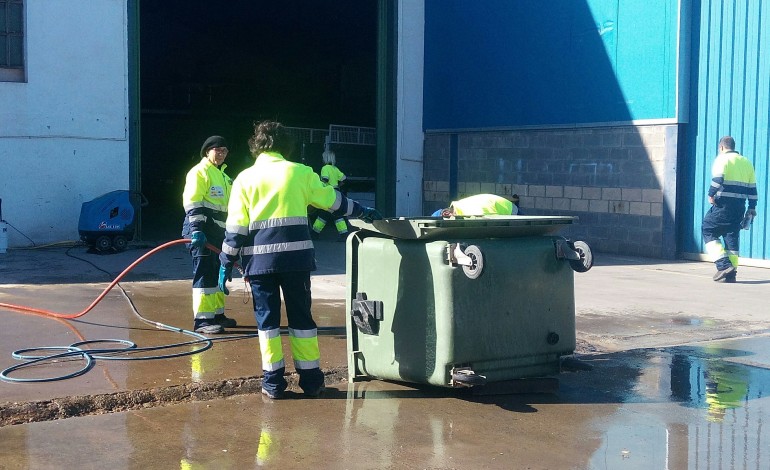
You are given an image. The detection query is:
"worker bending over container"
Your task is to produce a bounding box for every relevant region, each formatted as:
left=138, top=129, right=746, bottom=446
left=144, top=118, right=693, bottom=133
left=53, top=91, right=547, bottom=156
left=432, top=193, right=520, bottom=217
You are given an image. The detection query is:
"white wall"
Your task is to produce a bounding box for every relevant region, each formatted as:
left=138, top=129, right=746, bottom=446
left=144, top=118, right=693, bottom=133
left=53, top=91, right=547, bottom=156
left=0, top=0, right=129, bottom=247
left=395, top=0, right=424, bottom=217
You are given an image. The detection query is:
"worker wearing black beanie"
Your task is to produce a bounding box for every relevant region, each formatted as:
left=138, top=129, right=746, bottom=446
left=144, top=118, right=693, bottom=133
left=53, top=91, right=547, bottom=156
left=200, top=135, right=228, bottom=159
left=182, top=134, right=235, bottom=334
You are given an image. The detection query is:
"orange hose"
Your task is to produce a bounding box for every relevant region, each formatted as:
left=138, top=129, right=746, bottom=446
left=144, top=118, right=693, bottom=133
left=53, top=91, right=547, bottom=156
left=0, top=239, right=232, bottom=319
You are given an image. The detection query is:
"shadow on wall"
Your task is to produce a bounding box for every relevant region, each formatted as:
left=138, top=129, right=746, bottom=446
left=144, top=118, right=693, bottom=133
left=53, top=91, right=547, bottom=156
left=422, top=0, right=677, bottom=258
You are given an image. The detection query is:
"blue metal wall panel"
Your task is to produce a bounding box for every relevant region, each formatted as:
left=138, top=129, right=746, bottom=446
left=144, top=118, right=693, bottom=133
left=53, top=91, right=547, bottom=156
left=423, top=0, right=678, bottom=129
left=683, top=0, right=770, bottom=260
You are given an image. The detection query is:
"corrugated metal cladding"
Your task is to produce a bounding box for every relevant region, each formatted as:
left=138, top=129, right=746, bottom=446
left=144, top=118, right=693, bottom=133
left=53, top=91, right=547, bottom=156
left=423, top=0, right=677, bottom=129
left=682, top=0, right=770, bottom=260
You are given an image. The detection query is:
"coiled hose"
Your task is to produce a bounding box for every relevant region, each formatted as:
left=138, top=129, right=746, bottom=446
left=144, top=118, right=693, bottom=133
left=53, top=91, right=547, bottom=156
left=0, top=239, right=256, bottom=383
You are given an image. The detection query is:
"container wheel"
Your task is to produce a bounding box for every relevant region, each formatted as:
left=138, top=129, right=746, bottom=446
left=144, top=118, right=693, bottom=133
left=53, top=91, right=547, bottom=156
left=462, top=245, right=484, bottom=279
left=568, top=241, right=593, bottom=272
left=112, top=236, right=128, bottom=252
left=95, top=235, right=113, bottom=253
left=452, top=369, right=487, bottom=387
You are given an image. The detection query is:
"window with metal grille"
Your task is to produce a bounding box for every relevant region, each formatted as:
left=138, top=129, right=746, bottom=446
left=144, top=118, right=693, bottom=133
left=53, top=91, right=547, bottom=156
left=0, top=0, right=24, bottom=82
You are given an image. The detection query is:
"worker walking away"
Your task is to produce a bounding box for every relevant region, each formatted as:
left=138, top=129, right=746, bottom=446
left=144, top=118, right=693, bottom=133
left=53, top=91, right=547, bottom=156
left=431, top=193, right=519, bottom=217
left=219, top=120, right=382, bottom=399
left=182, top=135, right=237, bottom=334
left=702, top=135, right=758, bottom=283
left=311, top=149, right=350, bottom=242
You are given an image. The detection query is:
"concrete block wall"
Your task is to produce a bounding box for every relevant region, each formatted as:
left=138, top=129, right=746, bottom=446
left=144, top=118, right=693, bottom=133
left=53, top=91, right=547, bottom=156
left=423, top=125, right=678, bottom=258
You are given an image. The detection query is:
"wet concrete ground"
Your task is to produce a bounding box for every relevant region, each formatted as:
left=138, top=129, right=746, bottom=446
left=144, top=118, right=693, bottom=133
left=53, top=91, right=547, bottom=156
left=1, top=237, right=770, bottom=468
left=2, top=340, right=769, bottom=469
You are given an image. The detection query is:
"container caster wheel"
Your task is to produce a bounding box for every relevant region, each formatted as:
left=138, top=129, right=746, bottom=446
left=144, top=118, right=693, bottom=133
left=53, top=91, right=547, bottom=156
left=452, top=368, right=487, bottom=387
left=112, top=235, right=128, bottom=252
left=95, top=236, right=113, bottom=253
left=462, top=245, right=484, bottom=279
left=568, top=241, right=593, bottom=273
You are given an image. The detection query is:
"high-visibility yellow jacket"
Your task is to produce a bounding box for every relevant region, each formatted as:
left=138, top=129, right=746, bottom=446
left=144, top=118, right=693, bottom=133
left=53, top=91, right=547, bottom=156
left=709, top=151, right=758, bottom=210
left=321, top=164, right=346, bottom=188
left=182, top=158, right=232, bottom=238
left=221, top=152, right=361, bottom=275
left=451, top=194, right=517, bottom=215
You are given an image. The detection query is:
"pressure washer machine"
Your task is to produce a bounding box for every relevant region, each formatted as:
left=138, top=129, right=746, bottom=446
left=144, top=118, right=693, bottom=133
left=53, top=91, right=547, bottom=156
left=78, top=190, right=146, bottom=253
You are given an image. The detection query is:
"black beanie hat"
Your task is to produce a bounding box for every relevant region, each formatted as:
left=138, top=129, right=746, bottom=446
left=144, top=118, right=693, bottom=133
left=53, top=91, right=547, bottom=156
left=200, top=135, right=227, bottom=158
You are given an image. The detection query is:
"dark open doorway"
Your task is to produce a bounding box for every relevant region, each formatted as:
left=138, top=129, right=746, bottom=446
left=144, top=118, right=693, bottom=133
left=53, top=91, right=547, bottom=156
left=137, top=0, right=378, bottom=241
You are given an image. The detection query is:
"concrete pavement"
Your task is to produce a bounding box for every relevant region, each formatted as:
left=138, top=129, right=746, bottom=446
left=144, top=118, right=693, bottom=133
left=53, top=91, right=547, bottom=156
left=2, top=233, right=770, bottom=468
left=1, top=234, right=768, bottom=408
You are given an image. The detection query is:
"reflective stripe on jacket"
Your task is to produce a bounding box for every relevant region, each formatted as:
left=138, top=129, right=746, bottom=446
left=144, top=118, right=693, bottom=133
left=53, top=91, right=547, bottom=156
left=451, top=194, right=516, bottom=215
left=221, top=152, right=360, bottom=275
left=182, top=158, right=232, bottom=236
left=709, top=151, right=758, bottom=209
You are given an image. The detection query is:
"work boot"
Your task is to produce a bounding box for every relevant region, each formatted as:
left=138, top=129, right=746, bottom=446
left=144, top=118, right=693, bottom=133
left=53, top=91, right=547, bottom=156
left=214, top=314, right=237, bottom=328
left=194, top=319, right=225, bottom=335
left=713, top=265, right=736, bottom=281
left=261, top=387, right=283, bottom=400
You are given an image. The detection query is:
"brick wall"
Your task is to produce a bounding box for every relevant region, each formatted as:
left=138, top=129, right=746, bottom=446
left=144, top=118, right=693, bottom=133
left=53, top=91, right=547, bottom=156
left=423, top=125, right=679, bottom=259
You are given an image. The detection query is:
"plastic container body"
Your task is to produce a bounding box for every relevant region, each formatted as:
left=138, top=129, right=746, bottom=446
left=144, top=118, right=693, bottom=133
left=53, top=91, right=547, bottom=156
left=346, top=217, right=579, bottom=388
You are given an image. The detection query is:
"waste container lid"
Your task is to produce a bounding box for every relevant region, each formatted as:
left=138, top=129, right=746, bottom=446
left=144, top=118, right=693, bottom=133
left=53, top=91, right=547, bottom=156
left=350, top=216, right=577, bottom=240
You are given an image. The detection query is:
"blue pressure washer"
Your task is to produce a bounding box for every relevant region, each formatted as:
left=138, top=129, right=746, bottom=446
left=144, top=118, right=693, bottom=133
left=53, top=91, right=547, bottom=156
left=78, top=190, right=148, bottom=253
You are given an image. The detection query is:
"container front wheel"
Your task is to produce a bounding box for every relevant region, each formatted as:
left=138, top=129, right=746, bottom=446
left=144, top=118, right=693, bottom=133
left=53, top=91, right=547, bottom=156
left=568, top=241, right=593, bottom=272
left=451, top=369, right=487, bottom=387
left=462, top=245, right=484, bottom=279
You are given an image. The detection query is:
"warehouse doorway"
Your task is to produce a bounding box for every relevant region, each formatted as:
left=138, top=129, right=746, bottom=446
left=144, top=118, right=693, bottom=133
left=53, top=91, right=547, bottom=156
left=136, top=0, right=380, bottom=240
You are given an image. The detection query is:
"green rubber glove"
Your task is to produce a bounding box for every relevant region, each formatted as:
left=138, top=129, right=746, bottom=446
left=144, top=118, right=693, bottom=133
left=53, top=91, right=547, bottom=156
left=218, top=265, right=232, bottom=295
left=190, top=231, right=207, bottom=249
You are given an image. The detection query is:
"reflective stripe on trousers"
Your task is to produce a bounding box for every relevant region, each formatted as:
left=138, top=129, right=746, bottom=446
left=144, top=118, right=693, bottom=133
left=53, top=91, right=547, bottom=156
left=312, top=216, right=327, bottom=233
left=702, top=205, right=741, bottom=269
left=250, top=271, right=324, bottom=394
left=189, top=244, right=225, bottom=319
left=258, top=328, right=286, bottom=372
left=334, top=218, right=348, bottom=234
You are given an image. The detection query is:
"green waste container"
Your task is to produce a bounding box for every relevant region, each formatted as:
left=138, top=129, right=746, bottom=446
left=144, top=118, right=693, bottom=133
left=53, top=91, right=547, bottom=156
left=345, top=216, right=592, bottom=388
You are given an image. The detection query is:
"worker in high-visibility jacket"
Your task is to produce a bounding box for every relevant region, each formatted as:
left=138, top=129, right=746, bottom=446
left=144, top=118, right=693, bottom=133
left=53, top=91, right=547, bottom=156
left=431, top=193, right=519, bottom=217
left=181, top=135, right=237, bottom=335
left=702, top=136, right=758, bottom=283
left=218, top=121, right=382, bottom=399
left=311, top=150, right=350, bottom=242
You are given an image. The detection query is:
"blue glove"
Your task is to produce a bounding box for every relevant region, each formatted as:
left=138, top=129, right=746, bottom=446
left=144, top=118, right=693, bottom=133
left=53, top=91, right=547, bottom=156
left=218, top=265, right=233, bottom=295
left=190, top=231, right=207, bottom=249
left=360, top=207, right=383, bottom=223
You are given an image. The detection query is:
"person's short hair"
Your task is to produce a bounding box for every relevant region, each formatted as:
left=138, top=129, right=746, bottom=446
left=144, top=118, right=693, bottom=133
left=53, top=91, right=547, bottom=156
left=248, top=120, right=295, bottom=158
left=719, top=136, right=736, bottom=150
left=322, top=150, right=336, bottom=165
